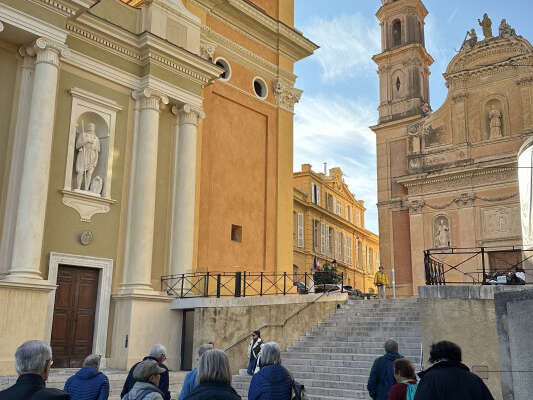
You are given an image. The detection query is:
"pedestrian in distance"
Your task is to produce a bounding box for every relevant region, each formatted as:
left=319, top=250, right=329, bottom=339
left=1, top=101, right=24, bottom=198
left=248, top=342, right=293, bottom=400
left=414, top=341, right=494, bottom=400
left=374, top=266, right=389, bottom=299
left=121, top=345, right=170, bottom=400
left=0, top=340, right=70, bottom=400
left=64, top=354, right=109, bottom=400
left=178, top=344, right=214, bottom=400
left=182, top=349, right=241, bottom=400
left=123, top=359, right=166, bottom=400
left=367, top=339, right=403, bottom=400
left=246, top=331, right=262, bottom=376
left=387, top=358, right=418, bottom=400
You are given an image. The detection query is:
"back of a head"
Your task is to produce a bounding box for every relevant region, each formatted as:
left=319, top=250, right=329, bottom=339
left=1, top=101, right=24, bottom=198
left=429, top=341, right=462, bottom=364
left=149, top=344, right=166, bottom=360
left=384, top=339, right=399, bottom=354
left=198, top=343, right=214, bottom=359
left=197, top=349, right=231, bottom=386
left=393, top=358, right=416, bottom=380
left=82, top=354, right=101, bottom=370
left=15, top=340, right=52, bottom=375
left=259, top=342, right=281, bottom=368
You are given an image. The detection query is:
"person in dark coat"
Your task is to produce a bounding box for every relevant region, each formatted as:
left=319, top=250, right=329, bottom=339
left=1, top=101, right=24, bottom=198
left=248, top=342, right=292, bottom=400
left=414, top=341, right=494, bottom=400
left=178, top=344, right=214, bottom=400
left=121, top=345, right=170, bottom=400
left=367, top=339, right=403, bottom=400
left=183, top=349, right=241, bottom=400
left=64, top=354, right=109, bottom=400
left=0, top=340, right=70, bottom=400
left=246, top=331, right=262, bottom=375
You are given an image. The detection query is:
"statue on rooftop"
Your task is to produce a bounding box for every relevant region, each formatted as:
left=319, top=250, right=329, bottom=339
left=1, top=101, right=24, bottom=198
left=478, top=13, right=493, bottom=39
left=499, top=19, right=516, bottom=38
left=462, top=28, right=478, bottom=50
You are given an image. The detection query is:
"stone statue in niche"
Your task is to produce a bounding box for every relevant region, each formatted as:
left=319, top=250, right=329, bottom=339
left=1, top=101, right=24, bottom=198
left=90, top=176, right=103, bottom=196
left=489, top=106, right=503, bottom=139
left=434, top=217, right=450, bottom=248
left=75, top=122, right=100, bottom=191
left=478, top=13, right=493, bottom=39
left=499, top=19, right=516, bottom=38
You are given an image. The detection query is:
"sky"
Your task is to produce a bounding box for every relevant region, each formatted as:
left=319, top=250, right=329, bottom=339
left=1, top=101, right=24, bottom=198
left=292, top=0, right=533, bottom=234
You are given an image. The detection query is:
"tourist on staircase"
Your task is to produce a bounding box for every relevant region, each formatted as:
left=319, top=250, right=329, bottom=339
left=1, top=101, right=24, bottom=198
left=123, top=359, right=166, bottom=400
left=387, top=358, right=418, bottom=400
left=64, top=354, right=109, bottom=400
left=374, top=266, right=389, bottom=299
left=414, top=341, right=494, bottom=400
left=183, top=349, right=241, bottom=400
left=0, top=340, right=69, bottom=400
left=121, top=345, right=170, bottom=400
left=248, top=342, right=293, bottom=400
left=178, top=343, right=214, bottom=400
left=367, top=339, right=403, bottom=400
left=246, top=331, right=262, bottom=375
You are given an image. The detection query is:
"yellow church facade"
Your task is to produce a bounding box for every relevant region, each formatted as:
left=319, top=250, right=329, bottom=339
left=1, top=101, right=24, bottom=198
left=293, top=164, right=379, bottom=293
left=0, top=0, right=316, bottom=373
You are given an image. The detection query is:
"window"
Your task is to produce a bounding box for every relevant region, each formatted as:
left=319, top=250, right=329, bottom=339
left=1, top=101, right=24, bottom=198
left=325, top=225, right=330, bottom=257
left=214, top=57, right=231, bottom=81
left=345, top=205, right=352, bottom=222
left=392, top=20, right=402, bottom=47
left=320, top=222, right=326, bottom=254
left=336, top=199, right=342, bottom=216
left=231, top=224, right=242, bottom=242
left=355, top=240, right=360, bottom=267
left=347, top=237, right=352, bottom=265
left=358, top=240, right=363, bottom=268
left=343, top=235, right=348, bottom=264
left=253, top=77, right=268, bottom=99
left=356, top=210, right=361, bottom=227
left=311, top=183, right=321, bottom=206
left=297, top=213, right=304, bottom=248
left=327, top=193, right=333, bottom=211
left=328, top=227, right=334, bottom=257
left=369, top=247, right=374, bottom=267
left=292, top=212, right=297, bottom=243
left=313, top=220, right=319, bottom=252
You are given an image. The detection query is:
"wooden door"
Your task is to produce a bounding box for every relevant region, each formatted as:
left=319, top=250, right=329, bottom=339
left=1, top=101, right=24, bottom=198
left=51, top=266, right=99, bottom=368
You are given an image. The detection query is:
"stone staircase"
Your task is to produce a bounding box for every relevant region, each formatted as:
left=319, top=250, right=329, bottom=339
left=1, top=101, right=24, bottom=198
left=232, top=298, right=422, bottom=400
left=0, top=368, right=187, bottom=400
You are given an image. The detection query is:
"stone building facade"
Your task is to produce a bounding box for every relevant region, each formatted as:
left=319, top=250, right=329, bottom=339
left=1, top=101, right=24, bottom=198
left=371, top=0, right=533, bottom=296
left=293, top=164, right=379, bottom=293
left=0, top=0, right=316, bottom=373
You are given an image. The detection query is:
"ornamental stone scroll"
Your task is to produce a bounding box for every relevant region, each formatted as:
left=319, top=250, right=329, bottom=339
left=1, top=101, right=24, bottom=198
left=273, top=79, right=303, bottom=113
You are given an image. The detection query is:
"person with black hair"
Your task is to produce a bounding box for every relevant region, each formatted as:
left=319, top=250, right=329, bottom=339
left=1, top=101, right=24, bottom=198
left=246, top=331, right=262, bottom=376
left=414, top=341, right=494, bottom=400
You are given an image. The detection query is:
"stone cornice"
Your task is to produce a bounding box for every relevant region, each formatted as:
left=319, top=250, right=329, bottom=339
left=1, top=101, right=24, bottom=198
left=372, top=43, right=434, bottom=66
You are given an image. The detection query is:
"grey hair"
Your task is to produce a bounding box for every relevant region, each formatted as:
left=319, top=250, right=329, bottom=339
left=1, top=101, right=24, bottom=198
left=149, top=344, right=166, bottom=359
left=384, top=339, right=399, bottom=353
left=198, top=343, right=214, bottom=358
left=14, top=340, right=52, bottom=375
left=197, top=349, right=232, bottom=385
left=82, top=354, right=101, bottom=370
left=259, top=342, right=281, bottom=367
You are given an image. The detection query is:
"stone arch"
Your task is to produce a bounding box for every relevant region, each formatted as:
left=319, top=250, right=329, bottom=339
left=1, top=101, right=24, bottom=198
left=392, top=19, right=402, bottom=47
left=480, top=94, right=510, bottom=140
left=433, top=214, right=451, bottom=248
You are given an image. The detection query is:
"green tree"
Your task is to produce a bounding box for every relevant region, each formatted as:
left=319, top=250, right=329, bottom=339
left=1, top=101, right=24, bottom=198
left=313, top=262, right=340, bottom=285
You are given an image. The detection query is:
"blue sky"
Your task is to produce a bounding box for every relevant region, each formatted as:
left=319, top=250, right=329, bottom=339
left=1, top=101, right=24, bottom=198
left=292, top=0, right=533, bottom=234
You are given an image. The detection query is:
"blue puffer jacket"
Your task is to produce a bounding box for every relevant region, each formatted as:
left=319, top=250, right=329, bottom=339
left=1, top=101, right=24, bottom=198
left=64, top=367, right=109, bottom=400
left=248, top=364, right=292, bottom=400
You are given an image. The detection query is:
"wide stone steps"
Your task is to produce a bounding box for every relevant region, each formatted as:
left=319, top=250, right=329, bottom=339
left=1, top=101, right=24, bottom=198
left=232, top=298, right=422, bottom=400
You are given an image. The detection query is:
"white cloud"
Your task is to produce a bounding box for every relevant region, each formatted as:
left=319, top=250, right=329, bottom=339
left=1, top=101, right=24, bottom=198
left=293, top=95, right=379, bottom=233
left=302, top=13, right=381, bottom=81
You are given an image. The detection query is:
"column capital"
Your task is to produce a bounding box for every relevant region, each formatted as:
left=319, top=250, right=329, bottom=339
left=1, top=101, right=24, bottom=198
left=23, top=38, right=70, bottom=68
left=172, top=104, right=205, bottom=126
left=273, top=79, right=302, bottom=113
left=132, top=88, right=169, bottom=111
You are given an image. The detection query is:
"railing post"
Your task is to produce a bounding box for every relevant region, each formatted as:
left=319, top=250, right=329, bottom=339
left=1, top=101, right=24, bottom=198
left=180, top=274, right=184, bottom=298
left=216, top=274, right=221, bottom=298
left=260, top=272, right=263, bottom=296
left=283, top=272, right=287, bottom=295
left=481, top=247, right=487, bottom=285
left=243, top=271, right=247, bottom=297
left=304, top=272, right=307, bottom=291
left=204, top=272, right=210, bottom=297
left=341, top=272, right=344, bottom=292
left=235, top=272, right=242, bottom=297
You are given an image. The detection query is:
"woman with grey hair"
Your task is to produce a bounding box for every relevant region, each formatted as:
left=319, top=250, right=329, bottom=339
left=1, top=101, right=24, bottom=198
left=183, top=349, right=241, bottom=400
left=248, top=342, right=292, bottom=400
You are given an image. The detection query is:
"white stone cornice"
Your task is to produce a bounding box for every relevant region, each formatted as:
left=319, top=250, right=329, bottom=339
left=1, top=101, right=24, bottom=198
left=132, top=88, right=170, bottom=111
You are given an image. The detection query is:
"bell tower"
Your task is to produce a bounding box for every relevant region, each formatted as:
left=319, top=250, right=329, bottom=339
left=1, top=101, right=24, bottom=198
left=373, top=0, right=433, bottom=124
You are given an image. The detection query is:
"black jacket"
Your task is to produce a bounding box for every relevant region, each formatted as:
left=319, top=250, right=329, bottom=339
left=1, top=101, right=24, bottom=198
left=183, top=383, right=241, bottom=400
left=120, top=357, right=170, bottom=400
left=414, top=361, right=494, bottom=400
left=0, top=374, right=70, bottom=400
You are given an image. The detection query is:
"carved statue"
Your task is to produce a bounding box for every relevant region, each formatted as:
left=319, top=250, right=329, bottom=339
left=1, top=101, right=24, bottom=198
left=434, top=219, right=450, bottom=248
left=462, top=29, right=478, bottom=50
left=90, top=176, right=103, bottom=196
left=489, top=106, right=503, bottom=139
left=75, top=122, right=100, bottom=191
left=499, top=19, right=516, bottom=38
left=478, top=14, right=493, bottom=39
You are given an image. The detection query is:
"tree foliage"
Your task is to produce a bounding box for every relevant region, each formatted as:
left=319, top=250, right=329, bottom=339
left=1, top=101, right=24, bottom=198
left=313, top=262, right=341, bottom=285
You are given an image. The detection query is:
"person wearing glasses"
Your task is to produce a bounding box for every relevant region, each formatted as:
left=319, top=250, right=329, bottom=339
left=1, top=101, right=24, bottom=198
left=121, top=345, right=170, bottom=400
left=0, top=340, right=69, bottom=399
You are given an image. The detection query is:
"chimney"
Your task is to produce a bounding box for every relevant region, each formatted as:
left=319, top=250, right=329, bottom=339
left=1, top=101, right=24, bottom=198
left=323, top=162, right=327, bottom=175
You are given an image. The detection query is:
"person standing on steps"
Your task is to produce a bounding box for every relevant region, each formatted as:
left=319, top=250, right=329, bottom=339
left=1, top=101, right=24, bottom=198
left=387, top=358, right=418, bottom=400
left=246, top=331, right=262, bottom=376
left=414, top=341, right=494, bottom=400
left=367, top=339, right=403, bottom=400
left=374, top=266, right=389, bottom=299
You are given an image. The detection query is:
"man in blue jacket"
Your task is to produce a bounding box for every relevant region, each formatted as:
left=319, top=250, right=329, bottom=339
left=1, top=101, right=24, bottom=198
left=178, top=343, right=213, bottom=400
left=367, top=340, right=403, bottom=400
left=64, top=354, right=109, bottom=400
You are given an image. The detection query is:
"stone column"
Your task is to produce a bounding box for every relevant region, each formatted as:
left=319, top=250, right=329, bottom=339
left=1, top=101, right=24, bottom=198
left=120, top=88, right=168, bottom=292
left=7, top=38, right=68, bottom=280
left=169, top=105, right=204, bottom=276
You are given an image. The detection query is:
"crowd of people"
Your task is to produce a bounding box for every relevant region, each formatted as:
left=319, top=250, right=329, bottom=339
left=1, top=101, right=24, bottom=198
left=0, top=336, right=495, bottom=400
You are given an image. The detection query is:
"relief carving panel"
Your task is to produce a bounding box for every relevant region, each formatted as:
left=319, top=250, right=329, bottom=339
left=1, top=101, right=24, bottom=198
left=481, top=204, right=521, bottom=240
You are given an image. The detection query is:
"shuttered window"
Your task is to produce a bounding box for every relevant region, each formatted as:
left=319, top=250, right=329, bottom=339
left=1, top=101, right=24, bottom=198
left=297, top=213, right=304, bottom=248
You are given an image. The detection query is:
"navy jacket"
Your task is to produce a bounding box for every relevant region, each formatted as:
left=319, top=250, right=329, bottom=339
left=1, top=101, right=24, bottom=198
left=64, top=367, right=109, bottom=400
left=120, top=357, right=170, bottom=400
left=414, top=361, right=494, bottom=400
left=367, top=352, right=403, bottom=400
left=182, top=383, right=241, bottom=400
left=0, top=374, right=70, bottom=400
left=248, top=364, right=292, bottom=400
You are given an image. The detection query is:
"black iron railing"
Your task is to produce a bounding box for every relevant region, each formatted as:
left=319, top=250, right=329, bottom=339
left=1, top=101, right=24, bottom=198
left=161, top=271, right=345, bottom=298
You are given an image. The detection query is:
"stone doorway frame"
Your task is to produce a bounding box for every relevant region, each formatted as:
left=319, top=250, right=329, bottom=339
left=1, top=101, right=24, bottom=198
left=46, top=252, right=113, bottom=367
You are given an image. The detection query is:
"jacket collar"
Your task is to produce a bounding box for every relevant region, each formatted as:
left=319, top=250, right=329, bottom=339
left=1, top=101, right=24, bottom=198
left=418, top=360, right=470, bottom=378
left=16, top=373, right=46, bottom=388
left=194, top=382, right=238, bottom=394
